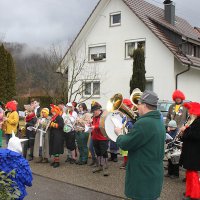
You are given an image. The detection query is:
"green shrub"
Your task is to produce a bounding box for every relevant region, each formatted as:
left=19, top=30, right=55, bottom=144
left=15, top=95, right=53, bottom=110
left=0, top=170, right=20, bottom=200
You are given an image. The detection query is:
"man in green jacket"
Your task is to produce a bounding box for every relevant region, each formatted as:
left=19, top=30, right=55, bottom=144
left=115, top=90, right=165, bottom=200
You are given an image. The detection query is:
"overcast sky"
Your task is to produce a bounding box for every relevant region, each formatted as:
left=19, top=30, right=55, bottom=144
left=0, top=0, right=199, bottom=50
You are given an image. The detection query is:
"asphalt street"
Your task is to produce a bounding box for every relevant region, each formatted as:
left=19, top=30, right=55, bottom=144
left=25, top=174, right=123, bottom=200
left=1, top=139, right=185, bottom=200
left=28, top=157, right=186, bottom=200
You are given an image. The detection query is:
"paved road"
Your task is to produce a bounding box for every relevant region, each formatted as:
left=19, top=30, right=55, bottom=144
left=25, top=174, right=123, bottom=200
left=28, top=158, right=185, bottom=200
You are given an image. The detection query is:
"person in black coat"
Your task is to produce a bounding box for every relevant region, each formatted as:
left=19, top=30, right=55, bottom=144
left=49, top=104, right=64, bottom=168
left=179, top=102, right=200, bottom=200
left=23, top=106, right=37, bottom=161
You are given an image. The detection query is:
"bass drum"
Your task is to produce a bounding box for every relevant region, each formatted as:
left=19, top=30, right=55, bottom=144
left=99, top=111, right=109, bottom=139
left=100, top=111, right=123, bottom=142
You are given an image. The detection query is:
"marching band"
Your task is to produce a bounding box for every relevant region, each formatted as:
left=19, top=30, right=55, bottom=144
left=0, top=88, right=200, bottom=200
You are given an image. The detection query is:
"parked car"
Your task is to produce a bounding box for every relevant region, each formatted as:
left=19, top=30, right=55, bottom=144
left=157, top=100, right=191, bottom=126
left=157, top=100, right=173, bottom=126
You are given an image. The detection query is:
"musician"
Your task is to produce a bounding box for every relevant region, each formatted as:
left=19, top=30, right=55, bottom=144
left=4, top=101, right=19, bottom=145
left=58, top=101, right=67, bottom=116
left=23, top=105, right=37, bottom=161
left=166, top=90, right=188, bottom=128
left=115, top=90, right=165, bottom=200
left=165, top=120, right=179, bottom=178
left=74, top=103, right=92, bottom=165
left=33, top=108, right=51, bottom=163
left=72, top=101, right=79, bottom=113
left=63, top=102, right=77, bottom=164
left=179, top=102, right=200, bottom=200
left=119, top=99, right=136, bottom=169
left=49, top=104, right=64, bottom=168
left=31, top=99, right=41, bottom=118
left=91, top=101, right=109, bottom=176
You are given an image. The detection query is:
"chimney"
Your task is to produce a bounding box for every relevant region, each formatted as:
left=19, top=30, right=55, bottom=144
left=163, top=0, right=175, bottom=25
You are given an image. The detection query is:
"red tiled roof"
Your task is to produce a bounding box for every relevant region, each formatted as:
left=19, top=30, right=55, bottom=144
left=123, top=0, right=200, bottom=67
left=60, top=0, right=200, bottom=69
left=194, top=27, right=200, bottom=36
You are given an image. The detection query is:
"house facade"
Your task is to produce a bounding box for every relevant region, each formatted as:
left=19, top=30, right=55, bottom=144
left=59, top=0, right=200, bottom=107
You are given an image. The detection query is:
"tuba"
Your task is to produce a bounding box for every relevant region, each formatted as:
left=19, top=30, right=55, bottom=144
left=130, top=88, right=143, bottom=110
left=99, top=88, right=142, bottom=141
left=106, top=88, right=142, bottom=121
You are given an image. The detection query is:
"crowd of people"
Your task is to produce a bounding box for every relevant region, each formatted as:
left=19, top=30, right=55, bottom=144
left=0, top=89, right=200, bottom=200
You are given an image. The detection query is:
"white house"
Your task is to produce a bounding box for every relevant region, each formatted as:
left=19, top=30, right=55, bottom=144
left=58, top=0, right=200, bottom=108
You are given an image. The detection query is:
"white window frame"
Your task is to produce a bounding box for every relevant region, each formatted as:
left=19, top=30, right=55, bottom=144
left=125, top=39, right=146, bottom=59
left=145, top=77, right=154, bottom=91
left=83, top=80, right=100, bottom=98
left=110, top=12, right=121, bottom=27
left=88, top=44, right=106, bottom=62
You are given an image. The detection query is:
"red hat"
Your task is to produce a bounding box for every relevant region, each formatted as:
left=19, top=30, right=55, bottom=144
left=5, top=101, right=17, bottom=111
left=123, top=99, right=133, bottom=109
left=50, top=104, right=61, bottom=115
left=183, top=102, right=200, bottom=116
left=172, top=90, right=185, bottom=101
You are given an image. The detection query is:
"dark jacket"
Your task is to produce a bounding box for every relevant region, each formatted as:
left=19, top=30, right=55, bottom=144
left=179, top=117, right=200, bottom=171
left=35, top=107, right=41, bottom=118
left=117, top=110, right=166, bottom=200
left=168, top=128, right=179, bottom=140
left=25, top=113, right=37, bottom=147
left=49, top=115, right=64, bottom=155
left=166, top=103, right=188, bottom=128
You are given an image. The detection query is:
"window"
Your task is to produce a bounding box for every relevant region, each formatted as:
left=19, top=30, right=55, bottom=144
left=181, top=41, right=200, bottom=58
left=83, top=81, right=100, bottom=97
left=145, top=78, right=153, bottom=91
left=84, top=82, right=92, bottom=95
left=110, top=12, right=121, bottom=26
left=125, top=39, right=146, bottom=59
left=88, top=45, right=106, bottom=61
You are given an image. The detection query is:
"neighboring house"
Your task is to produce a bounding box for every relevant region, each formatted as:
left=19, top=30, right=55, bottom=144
left=58, top=0, right=200, bottom=107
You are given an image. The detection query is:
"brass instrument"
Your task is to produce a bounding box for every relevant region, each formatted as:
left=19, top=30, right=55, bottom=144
left=130, top=88, right=143, bottom=110
left=106, top=88, right=142, bottom=121
left=165, top=115, right=196, bottom=164
left=174, top=115, right=196, bottom=141
left=101, top=88, right=142, bottom=140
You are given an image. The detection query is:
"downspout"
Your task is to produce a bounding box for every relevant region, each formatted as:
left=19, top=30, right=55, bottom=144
left=175, top=39, right=193, bottom=89
left=175, top=64, right=190, bottom=89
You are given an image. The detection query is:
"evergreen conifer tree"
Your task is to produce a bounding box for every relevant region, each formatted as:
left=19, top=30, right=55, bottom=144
left=6, top=51, right=16, bottom=100
left=0, top=44, right=16, bottom=102
left=0, top=44, right=7, bottom=102
left=129, top=44, right=146, bottom=95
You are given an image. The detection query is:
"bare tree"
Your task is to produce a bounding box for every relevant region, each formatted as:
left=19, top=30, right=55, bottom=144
left=58, top=48, right=101, bottom=103
left=5, top=41, right=101, bottom=103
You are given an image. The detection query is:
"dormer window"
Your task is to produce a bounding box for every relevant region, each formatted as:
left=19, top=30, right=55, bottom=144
left=181, top=41, right=200, bottom=58
left=89, top=45, right=106, bottom=62
left=110, top=12, right=121, bottom=27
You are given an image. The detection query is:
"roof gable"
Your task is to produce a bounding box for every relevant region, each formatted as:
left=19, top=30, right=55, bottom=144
left=60, top=0, right=200, bottom=69
left=123, top=0, right=200, bottom=67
